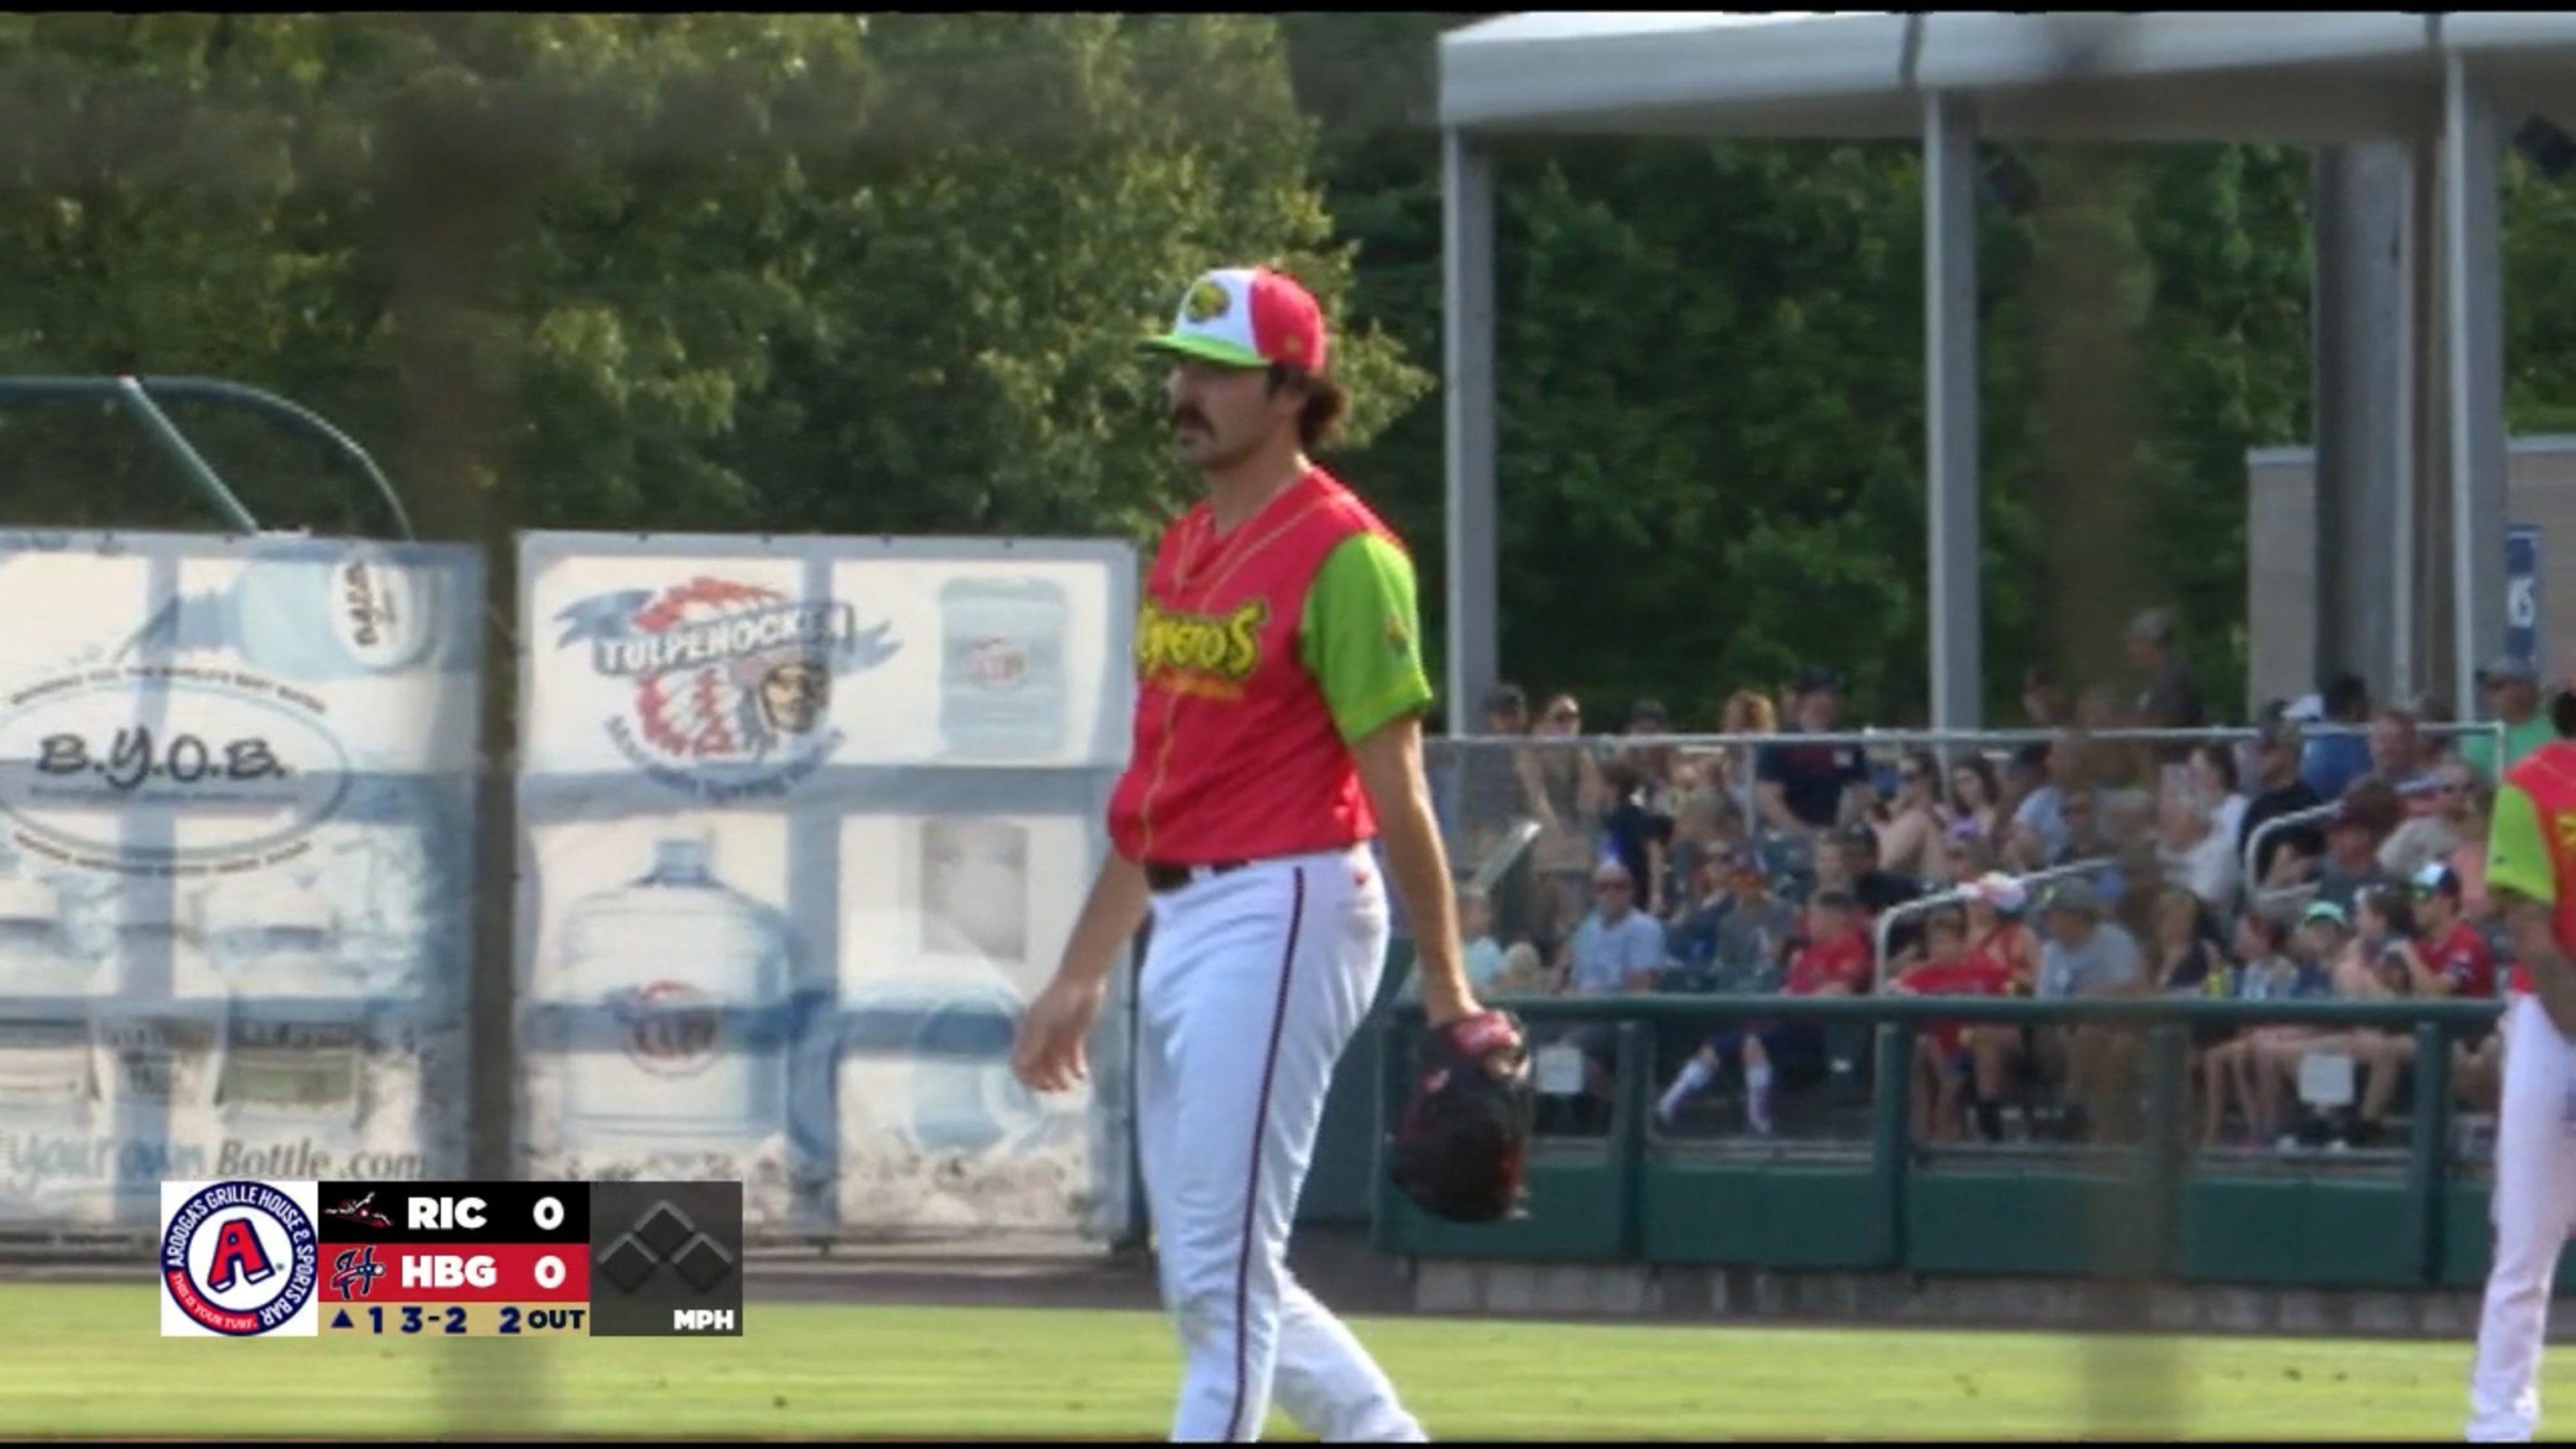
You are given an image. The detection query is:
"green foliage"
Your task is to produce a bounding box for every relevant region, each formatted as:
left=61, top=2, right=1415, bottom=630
left=0, top=14, right=1422, bottom=551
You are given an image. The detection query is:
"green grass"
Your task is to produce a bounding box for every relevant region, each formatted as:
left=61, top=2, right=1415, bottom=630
left=3, top=1285, right=2559, bottom=1439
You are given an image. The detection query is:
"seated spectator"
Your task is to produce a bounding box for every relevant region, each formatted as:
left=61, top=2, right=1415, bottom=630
left=2459, top=654, right=2553, bottom=784
left=1552, top=861, right=1666, bottom=998
left=2199, top=913, right=2329, bottom=1147
left=1947, top=753, right=2004, bottom=847
left=2369, top=707, right=2438, bottom=807
left=1955, top=872, right=2046, bottom=1141
left=2158, top=790, right=2240, bottom=917
left=2150, top=886, right=2225, bottom=996
left=1891, top=909, right=2012, bottom=1143
left=2013, top=734, right=2098, bottom=860
left=1551, top=860, right=1670, bottom=1124
left=1968, top=879, right=2147, bottom=1143
left=1400, top=887, right=1528, bottom=1003
left=1753, top=666, right=1874, bottom=842
left=1597, top=756, right=1675, bottom=917
left=2231, top=901, right=2355, bottom=1142
left=2270, top=776, right=2404, bottom=914
left=2301, top=673, right=2376, bottom=801
left=1840, top=820, right=1925, bottom=917
left=2272, top=885, right=2424, bottom=1147
left=1655, top=888, right=1872, bottom=1135
left=1943, top=833, right=1998, bottom=884
left=1997, top=740, right=2052, bottom=839
left=1706, top=856, right=1799, bottom=987
left=2379, top=758, right=2476, bottom=881
left=1665, top=854, right=1732, bottom=969
left=1874, top=748, right=1951, bottom=882
left=2240, top=721, right=2325, bottom=885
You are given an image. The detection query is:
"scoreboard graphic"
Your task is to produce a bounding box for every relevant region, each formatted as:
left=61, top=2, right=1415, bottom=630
left=158, top=1179, right=745, bottom=1339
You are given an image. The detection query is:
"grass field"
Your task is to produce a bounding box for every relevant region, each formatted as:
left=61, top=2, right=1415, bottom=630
left=7, top=1284, right=2564, bottom=1439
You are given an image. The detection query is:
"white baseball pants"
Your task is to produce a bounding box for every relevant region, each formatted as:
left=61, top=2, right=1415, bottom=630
left=1134, top=845, right=1427, bottom=1443
left=2470, top=993, right=2576, bottom=1441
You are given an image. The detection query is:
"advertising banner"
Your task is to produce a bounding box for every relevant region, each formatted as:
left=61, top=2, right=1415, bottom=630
left=0, top=532, right=483, bottom=1229
left=513, top=532, right=1137, bottom=1242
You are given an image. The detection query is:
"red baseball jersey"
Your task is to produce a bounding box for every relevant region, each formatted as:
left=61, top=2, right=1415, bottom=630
left=1107, top=468, right=1433, bottom=865
left=1898, top=958, right=2014, bottom=1054
left=2425, top=919, right=2497, bottom=999
left=1784, top=932, right=1872, bottom=997
left=2486, top=745, right=2576, bottom=998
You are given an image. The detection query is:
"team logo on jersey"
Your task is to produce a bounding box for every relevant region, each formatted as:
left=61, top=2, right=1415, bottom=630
left=554, top=577, right=901, bottom=802
left=160, top=1180, right=320, bottom=1337
left=1135, top=599, right=1268, bottom=700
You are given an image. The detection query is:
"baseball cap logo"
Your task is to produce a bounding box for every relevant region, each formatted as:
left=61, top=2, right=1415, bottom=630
left=1183, top=278, right=1230, bottom=324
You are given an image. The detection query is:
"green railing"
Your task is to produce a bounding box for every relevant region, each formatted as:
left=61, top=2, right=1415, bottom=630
left=1368, top=994, right=2525, bottom=1291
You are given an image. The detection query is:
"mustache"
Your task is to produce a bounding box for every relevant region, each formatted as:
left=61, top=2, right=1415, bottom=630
left=1171, top=408, right=1209, bottom=431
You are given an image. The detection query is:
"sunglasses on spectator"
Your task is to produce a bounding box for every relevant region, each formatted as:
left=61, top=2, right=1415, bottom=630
left=1593, top=879, right=1631, bottom=893
left=1548, top=709, right=1579, bottom=724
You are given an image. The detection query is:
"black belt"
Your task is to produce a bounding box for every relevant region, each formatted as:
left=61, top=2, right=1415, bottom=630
left=1143, top=860, right=1251, bottom=894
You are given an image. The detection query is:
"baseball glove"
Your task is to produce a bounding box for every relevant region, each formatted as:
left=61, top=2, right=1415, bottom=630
left=1388, top=1009, right=1535, bottom=1223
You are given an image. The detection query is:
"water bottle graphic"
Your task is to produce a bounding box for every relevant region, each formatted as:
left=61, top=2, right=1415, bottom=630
left=553, top=832, right=793, bottom=1142
left=126, top=555, right=460, bottom=682
left=0, top=866, right=99, bottom=1125
left=937, top=578, right=1070, bottom=761
left=190, top=880, right=366, bottom=1150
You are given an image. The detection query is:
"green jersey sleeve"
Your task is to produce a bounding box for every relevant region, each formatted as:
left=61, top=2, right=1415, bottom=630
left=1301, top=531, right=1436, bottom=745
left=2487, top=781, right=2557, bottom=906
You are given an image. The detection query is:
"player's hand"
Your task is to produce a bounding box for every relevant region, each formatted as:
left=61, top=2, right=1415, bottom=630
left=1422, top=980, right=1483, bottom=1028
left=1012, top=974, right=1108, bottom=1094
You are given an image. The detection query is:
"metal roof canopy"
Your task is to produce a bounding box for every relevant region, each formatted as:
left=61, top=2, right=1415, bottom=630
left=1434, top=13, right=2576, bottom=729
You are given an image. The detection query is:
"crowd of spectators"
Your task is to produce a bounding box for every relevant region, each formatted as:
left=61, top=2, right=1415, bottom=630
left=1426, top=610, right=2548, bottom=1155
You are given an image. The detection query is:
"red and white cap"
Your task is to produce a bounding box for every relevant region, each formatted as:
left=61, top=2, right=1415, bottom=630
left=1143, top=266, right=1330, bottom=373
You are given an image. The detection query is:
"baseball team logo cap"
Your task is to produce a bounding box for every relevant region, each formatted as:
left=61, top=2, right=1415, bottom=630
left=1143, top=266, right=1330, bottom=374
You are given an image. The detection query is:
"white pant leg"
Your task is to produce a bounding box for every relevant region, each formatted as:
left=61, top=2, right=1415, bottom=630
left=1139, top=849, right=1415, bottom=1443
left=1272, top=1277, right=1427, bottom=1441
left=2470, top=995, right=2576, bottom=1441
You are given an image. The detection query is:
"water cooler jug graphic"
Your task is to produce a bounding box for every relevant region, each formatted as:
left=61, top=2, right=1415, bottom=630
left=127, top=555, right=462, bottom=681
left=0, top=866, right=101, bottom=1134
left=937, top=577, right=1070, bottom=761
left=192, top=882, right=368, bottom=1151
left=552, top=834, right=793, bottom=1143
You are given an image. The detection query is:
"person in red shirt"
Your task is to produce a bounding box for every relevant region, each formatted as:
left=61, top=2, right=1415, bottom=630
left=1958, top=873, right=2040, bottom=1143
left=1010, top=265, right=1513, bottom=1443
left=2416, top=860, right=2499, bottom=1000
left=1656, top=891, right=1871, bottom=1135
left=1892, top=910, right=2012, bottom=1142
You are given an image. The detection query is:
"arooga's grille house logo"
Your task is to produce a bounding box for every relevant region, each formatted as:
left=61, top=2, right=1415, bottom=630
left=553, top=577, right=900, bottom=802
left=1135, top=599, right=1267, bottom=703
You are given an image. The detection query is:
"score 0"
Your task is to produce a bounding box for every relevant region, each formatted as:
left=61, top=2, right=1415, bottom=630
left=408, top=1192, right=573, bottom=1234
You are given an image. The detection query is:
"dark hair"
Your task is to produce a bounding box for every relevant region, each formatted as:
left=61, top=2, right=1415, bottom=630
left=2189, top=741, right=2238, bottom=794
left=1950, top=752, right=2001, bottom=806
left=2323, top=672, right=2371, bottom=720
left=2553, top=687, right=2576, bottom=740
left=1269, top=365, right=1347, bottom=451
left=2364, top=885, right=2418, bottom=939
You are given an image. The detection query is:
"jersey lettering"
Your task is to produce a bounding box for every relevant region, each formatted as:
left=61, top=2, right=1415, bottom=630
left=1135, top=599, right=1269, bottom=699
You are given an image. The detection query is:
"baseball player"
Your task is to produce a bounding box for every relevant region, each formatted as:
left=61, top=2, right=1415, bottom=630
left=2469, top=678, right=2576, bottom=1441
left=1011, top=265, right=1516, bottom=1443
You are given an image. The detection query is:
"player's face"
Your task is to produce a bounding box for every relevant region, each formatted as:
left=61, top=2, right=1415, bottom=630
left=1167, top=358, right=1296, bottom=471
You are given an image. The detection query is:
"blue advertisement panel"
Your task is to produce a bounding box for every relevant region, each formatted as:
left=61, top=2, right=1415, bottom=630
left=2506, top=523, right=2542, bottom=669
left=0, top=532, right=482, bottom=1229
left=513, top=532, right=1137, bottom=1242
